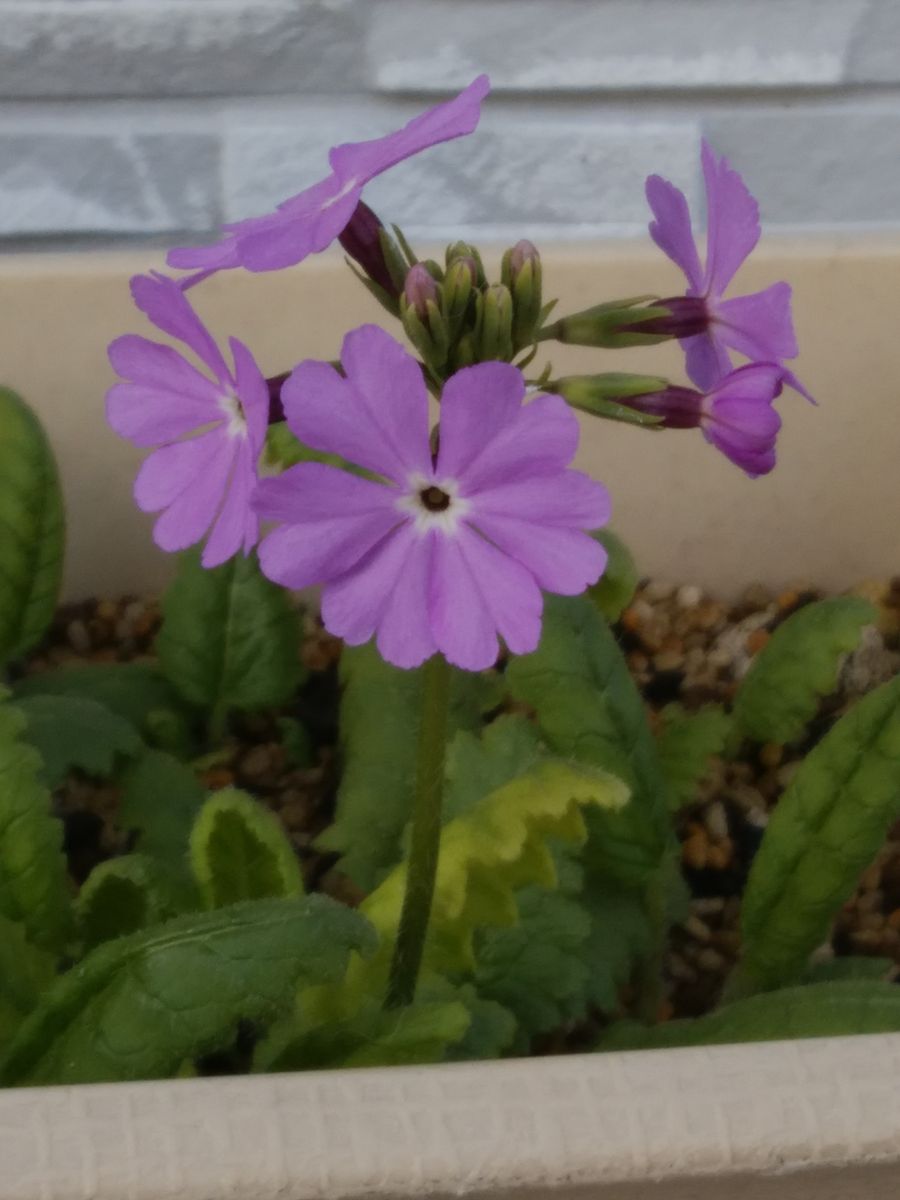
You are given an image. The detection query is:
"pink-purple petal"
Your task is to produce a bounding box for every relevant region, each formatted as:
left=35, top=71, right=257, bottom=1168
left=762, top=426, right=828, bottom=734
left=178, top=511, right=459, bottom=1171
left=455, top=528, right=543, bottom=656
left=320, top=525, right=416, bottom=647
left=375, top=533, right=438, bottom=669
left=472, top=470, right=610, bottom=530
left=716, top=282, right=799, bottom=363
left=701, top=139, right=761, bottom=298
left=105, top=383, right=220, bottom=448
left=340, top=325, right=433, bottom=478
left=229, top=336, right=270, bottom=452
left=143, top=436, right=235, bottom=553
left=472, top=515, right=607, bottom=596
left=456, top=393, right=580, bottom=494
left=201, top=441, right=259, bottom=568
left=257, top=506, right=400, bottom=592
left=253, top=461, right=398, bottom=525
left=107, top=335, right=222, bottom=402
left=645, top=174, right=704, bottom=293
left=683, top=330, right=735, bottom=392
left=436, top=362, right=526, bottom=480
left=133, top=430, right=231, bottom=513
left=428, top=534, right=499, bottom=671
left=130, top=273, right=230, bottom=381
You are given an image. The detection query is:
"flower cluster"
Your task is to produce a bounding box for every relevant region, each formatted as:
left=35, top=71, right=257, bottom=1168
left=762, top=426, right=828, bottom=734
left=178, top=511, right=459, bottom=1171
left=107, top=76, right=812, bottom=669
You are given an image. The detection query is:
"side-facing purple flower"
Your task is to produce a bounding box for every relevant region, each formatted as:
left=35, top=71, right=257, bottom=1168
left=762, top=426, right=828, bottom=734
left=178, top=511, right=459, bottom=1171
left=253, top=325, right=609, bottom=671
left=106, top=273, right=268, bottom=567
left=611, top=362, right=786, bottom=478
left=646, top=140, right=812, bottom=400
left=167, top=76, right=490, bottom=280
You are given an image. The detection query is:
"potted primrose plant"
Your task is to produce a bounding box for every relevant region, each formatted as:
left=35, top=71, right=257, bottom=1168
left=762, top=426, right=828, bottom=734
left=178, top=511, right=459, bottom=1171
left=1, top=73, right=899, bottom=1200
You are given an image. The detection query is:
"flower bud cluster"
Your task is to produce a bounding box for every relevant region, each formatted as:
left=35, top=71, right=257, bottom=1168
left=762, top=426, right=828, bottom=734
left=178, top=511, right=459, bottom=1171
left=398, top=239, right=543, bottom=380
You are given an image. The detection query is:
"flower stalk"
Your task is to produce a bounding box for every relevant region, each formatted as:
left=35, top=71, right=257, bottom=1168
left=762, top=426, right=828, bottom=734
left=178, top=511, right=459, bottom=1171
left=385, top=652, right=452, bottom=1009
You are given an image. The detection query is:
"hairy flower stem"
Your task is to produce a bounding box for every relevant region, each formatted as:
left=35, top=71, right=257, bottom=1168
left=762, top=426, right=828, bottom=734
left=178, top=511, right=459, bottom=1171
left=385, top=652, right=452, bottom=1009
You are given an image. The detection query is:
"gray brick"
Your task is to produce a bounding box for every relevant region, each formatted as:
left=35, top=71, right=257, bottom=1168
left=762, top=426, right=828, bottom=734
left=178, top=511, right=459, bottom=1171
left=222, top=105, right=701, bottom=238
left=0, top=129, right=220, bottom=235
left=703, top=107, right=900, bottom=225
left=846, top=1, right=900, bottom=84
left=0, top=0, right=362, bottom=97
left=368, top=0, right=865, bottom=92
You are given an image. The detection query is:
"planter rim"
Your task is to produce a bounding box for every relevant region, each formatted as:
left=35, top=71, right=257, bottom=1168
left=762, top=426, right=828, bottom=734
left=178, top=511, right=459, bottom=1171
left=3, top=1032, right=900, bottom=1200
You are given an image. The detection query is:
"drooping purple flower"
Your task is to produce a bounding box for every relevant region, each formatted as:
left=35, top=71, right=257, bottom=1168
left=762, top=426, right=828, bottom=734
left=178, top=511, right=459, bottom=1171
left=106, top=273, right=268, bottom=567
left=611, top=362, right=787, bottom=478
left=167, top=76, right=490, bottom=280
left=646, top=140, right=812, bottom=400
left=253, top=325, right=610, bottom=671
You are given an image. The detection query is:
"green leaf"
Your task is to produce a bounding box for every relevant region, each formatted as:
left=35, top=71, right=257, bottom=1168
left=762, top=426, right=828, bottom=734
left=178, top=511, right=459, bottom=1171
left=0, top=388, right=64, bottom=662
left=600, top=981, right=900, bottom=1050
left=361, top=759, right=629, bottom=982
left=0, top=697, right=70, bottom=951
left=258, top=996, right=471, bottom=1072
left=801, top=957, right=895, bottom=984
left=588, top=529, right=640, bottom=622
left=732, top=675, right=900, bottom=994
left=15, top=694, right=142, bottom=788
left=733, top=596, right=876, bottom=744
left=156, top=548, right=304, bottom=719
left=507, top=595, right=671, bottom=885
left=190, top=788, right=304, bottom=908
left=76, top=855, right=172, bottom=951
left=0, top=915, right=55, bottom=1052
left=656, top=703, right=732, bottom=810
left=0, top=896, right=375, bottom=1086
left=316, top=643, right=500, bottom=890
left=443, top=715, right=543, bottom=822
left=580, top=876, right=655, bottom=1014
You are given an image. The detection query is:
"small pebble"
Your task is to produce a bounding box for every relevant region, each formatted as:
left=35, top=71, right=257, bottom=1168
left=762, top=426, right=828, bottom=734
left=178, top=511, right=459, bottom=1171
left=676, top=584, right=703, bottom=609
left=66, top=620, right=91, bottom=653
left=703, top=801, right=730, bottom=843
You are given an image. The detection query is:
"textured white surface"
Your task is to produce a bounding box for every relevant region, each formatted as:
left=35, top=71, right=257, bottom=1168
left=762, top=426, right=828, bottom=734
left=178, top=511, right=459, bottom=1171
left=2, top=1, right=900, bottom=243
left=2, top=1036, right=900, bottom=1199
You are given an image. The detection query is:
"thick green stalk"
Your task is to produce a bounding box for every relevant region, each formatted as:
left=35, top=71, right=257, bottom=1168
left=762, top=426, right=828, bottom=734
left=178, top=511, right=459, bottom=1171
left=385, top=652, right=451, bottom=1008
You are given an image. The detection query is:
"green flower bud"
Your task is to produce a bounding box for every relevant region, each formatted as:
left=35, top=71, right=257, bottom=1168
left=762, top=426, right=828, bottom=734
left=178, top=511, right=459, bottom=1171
left=502, top=239, right=542, bottom=350
left=401, top=264, right=449, bottom=373
left=446, top=240, right=487, bottom=286
left=538, top=296, right=672, bottom=349
left=441, top=257, right=477, bottom=338
left=548, top=373, right=671, bottom=427
left=474, top=284, right=514, bottom=363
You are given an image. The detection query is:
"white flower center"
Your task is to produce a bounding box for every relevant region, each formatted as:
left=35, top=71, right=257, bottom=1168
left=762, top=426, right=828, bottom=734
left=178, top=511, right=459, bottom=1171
left=397, top=474, right=470, bottom=536
left=219, top=389, right=248, bottom=440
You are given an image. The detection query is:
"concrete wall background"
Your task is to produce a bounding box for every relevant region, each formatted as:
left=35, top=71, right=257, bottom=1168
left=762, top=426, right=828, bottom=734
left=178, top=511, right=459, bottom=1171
left=3, top=0, right=900, bottom=250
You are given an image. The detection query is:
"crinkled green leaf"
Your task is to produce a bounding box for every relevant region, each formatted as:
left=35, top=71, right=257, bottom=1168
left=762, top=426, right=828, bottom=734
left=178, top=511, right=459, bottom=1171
left=156, top=548, right=305, bottom=718
left=0, top=388, right=64, bottom=662
left=580, top=876, right=655, bottom=1014
left=0, top=896, right=375, bottom=1086
left=657, top=703, right=732, bottom=811
left=13, top=662, right=190, bottom=746
left=443, top=715, right=542, bottom=823
left=732, top=675, right=900, bottom=995
left=76, top=854, right=173, bottom=951
left=589, top=529, right=640, bottom=622
left=190, top=788, right=304, bottom=908
left=0, top=915, right=54, bottom=1052
left=601, top=981, right=900, bottom=1050
left=317, top=643, right=501, bottom=890
left=507, top=595, right=671, bottom=885
left=119, top=750, right=205, bottom=907
left=0, top=697, right=70, bottom=951
left=14, top=694, right=142, bottom=788
left=733, top=596, right=876, bottom=744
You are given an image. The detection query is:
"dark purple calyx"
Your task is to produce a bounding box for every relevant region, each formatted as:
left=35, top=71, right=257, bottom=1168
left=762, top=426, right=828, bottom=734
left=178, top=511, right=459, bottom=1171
left=267, top=372, right=289, bottom=425
left=620, top=385, right=703, bottom=429
left=625, top=295, right=710, bottom=339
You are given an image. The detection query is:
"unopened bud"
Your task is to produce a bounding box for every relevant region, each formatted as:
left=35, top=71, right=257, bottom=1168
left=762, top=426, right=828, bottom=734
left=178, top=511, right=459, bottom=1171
left=619, top=295, right=709, bottom=339
left=474, top=284, right=514, bottom=363
left=401, top=264, right=449, bottom=372
left=540, top=297, right=674, bottom=349
left=442, top=257, right=477, bottom=337
left=446, top=240, right=487, bottom=286
left=550, top=373, right=682, bottom=428
left=501, top=239, right=542, bottom=350
left=338, top=201, right=404, bottom=314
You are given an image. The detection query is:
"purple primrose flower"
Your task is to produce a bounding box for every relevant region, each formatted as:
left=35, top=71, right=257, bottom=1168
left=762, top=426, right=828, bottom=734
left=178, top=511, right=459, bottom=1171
left=167, top=76, right=490, bottom=280
left=253, top=325, right=610, bottom=671
left=106, top=273, right=268, bottom=567
left=646, top=140, right=812, bottom=400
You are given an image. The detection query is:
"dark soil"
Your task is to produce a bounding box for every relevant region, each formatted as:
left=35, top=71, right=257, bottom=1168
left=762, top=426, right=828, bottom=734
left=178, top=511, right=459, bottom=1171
left=18, top=575, right=900, bottom=1022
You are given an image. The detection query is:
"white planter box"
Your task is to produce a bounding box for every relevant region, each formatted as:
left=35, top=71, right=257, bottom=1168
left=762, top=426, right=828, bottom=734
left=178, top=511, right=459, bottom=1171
left=0, top=239, right=898, bottom=1199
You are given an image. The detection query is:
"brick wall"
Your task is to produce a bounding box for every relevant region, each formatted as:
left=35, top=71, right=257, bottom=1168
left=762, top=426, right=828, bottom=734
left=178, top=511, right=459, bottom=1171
left=3, top=0, right=899, bottom=249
